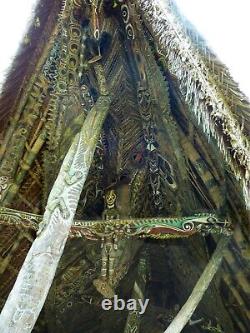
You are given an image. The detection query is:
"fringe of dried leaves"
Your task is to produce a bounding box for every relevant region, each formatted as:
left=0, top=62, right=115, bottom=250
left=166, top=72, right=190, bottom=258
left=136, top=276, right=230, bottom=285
left=137, top=0, right=250, bottom=208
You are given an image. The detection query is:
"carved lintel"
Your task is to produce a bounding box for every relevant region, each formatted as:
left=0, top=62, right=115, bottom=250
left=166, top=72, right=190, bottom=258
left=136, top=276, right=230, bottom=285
left=0, top=207, right=232, bottom=240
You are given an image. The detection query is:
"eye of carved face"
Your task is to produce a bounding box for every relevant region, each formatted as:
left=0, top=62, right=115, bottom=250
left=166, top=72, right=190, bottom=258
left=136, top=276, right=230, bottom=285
left=121, top=4, right=129, bottom=23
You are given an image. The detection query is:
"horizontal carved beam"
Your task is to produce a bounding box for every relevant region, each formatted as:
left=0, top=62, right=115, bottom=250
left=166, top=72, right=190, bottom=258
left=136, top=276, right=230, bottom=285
left=0, top=207, right=232, bottom=240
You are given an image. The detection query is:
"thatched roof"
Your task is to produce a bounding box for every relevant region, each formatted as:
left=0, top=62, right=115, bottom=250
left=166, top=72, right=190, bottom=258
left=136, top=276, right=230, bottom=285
left=0, top=1, right=249, bottom=332
left=137, top=0, right=250, bottom=207
left=0, top=0, right=61, bottom=131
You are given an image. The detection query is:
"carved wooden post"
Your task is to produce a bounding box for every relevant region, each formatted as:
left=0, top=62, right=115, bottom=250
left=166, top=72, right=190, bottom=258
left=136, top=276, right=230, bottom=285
left=0, top=92, right=111, bottom=332
left=164, top=236, right=230, bottom=333
left=124, top=252, right=147, bottom=333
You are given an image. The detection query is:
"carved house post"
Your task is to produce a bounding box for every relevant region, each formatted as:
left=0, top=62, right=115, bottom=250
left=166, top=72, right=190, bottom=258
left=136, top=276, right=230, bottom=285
left=124, top=252, right=148, bottom=333
left=0, top=87, right=111, bottom=332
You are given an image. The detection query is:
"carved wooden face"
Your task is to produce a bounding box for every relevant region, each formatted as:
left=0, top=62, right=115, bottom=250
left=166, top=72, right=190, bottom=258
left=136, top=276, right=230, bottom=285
left=105, top=190, right=116, bottom=209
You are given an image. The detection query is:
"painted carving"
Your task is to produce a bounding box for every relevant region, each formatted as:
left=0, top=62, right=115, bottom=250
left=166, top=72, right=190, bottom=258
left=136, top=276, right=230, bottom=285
left=0, top=207, right=232, bottom=239
left=0, top=176, right=9, bottom=200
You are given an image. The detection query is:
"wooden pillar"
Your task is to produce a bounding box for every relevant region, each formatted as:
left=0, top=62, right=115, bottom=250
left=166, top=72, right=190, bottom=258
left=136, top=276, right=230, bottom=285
left=0, top=93, right=111, bottom=332
left=124, top=251, right=147, bottom=333
left=164, top=236, right=230, bottom=333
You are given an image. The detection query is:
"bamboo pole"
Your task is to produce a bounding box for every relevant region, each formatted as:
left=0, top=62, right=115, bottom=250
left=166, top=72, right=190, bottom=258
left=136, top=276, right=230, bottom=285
left=0, top=91, right=111, bottom=332
left=0, top=9, right=62, bottom=164
left=2, top=128, right=47, bottom=205
left=164, top=236, right=230, bottom=333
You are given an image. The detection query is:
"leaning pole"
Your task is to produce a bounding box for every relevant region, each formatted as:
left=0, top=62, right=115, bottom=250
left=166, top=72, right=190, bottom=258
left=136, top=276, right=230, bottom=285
left=164, top=236, right=230, bottom=333
left=0, top=91, right=111, bottom=332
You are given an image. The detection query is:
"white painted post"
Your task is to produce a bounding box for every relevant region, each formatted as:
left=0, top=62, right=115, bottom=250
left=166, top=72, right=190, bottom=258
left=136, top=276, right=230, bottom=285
left=0, top=94, right=111, bottom=333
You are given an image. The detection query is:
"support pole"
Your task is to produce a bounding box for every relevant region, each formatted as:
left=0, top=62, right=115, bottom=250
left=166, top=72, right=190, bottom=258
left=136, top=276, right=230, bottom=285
left=0, top=91, right=111, bottom=333
left=124, top=252, right=147, bottom=333
left=164, top=236, right=230, bottom=333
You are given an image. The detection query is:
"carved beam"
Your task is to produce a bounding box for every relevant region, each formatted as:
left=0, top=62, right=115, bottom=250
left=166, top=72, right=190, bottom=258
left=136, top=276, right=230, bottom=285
left=0, top=91, right=111, bottom=332
left=164, top=236, right=230, bottom=333
left=0, top=207, right=232, bottom=240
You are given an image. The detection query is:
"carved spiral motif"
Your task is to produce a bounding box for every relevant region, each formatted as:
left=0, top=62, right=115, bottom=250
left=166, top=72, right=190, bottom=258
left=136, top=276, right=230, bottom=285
left=182, top=221, right=194, bottom=231
left=121, top=4, right=129, bottom=23
left=126, top=23, right=135, bottom=40
left=70, top=26, right=81, bottom=39
left=18, top=128, right=28, bottom=136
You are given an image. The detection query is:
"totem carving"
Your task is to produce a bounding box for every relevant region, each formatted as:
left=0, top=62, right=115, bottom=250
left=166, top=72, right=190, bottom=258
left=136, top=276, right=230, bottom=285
left=93, top=189, right=120, bottom=298
left=0, top=176, right=9, bottom=201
